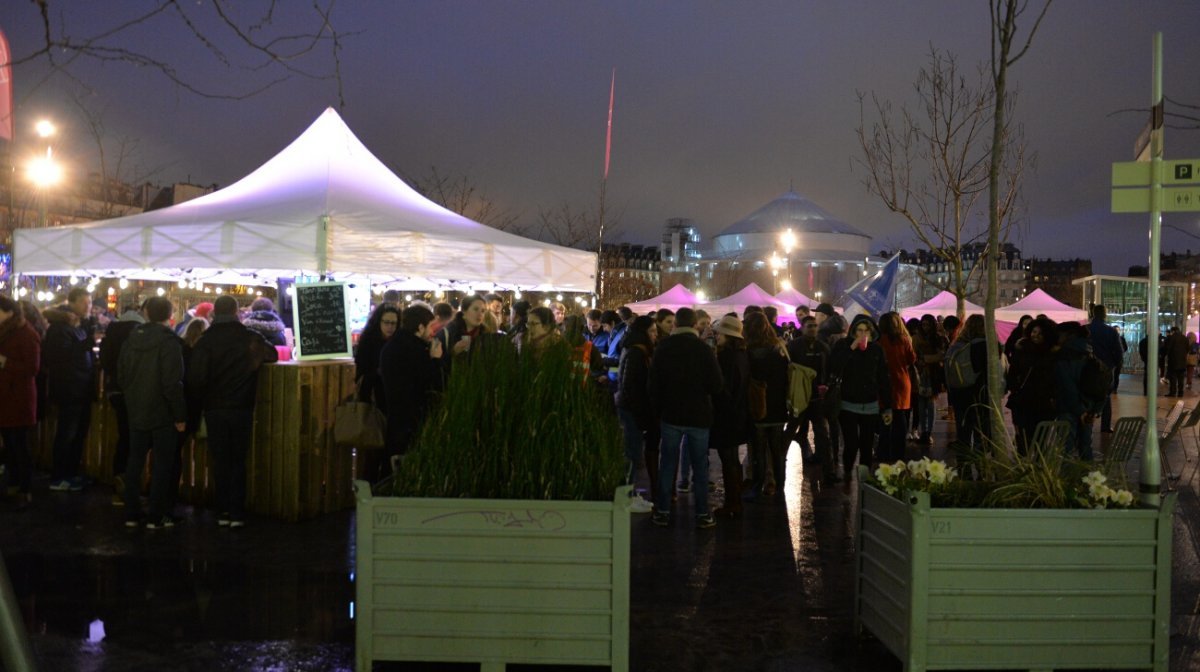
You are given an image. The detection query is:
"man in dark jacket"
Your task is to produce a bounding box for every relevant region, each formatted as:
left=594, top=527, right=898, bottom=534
left=379, top=305, right=443, bottom=474
left=98, top=303, right=146, bottom=503
left=1165, top=326, right=1189, bottom=397
left=43, top=288, right=96, bottom=491
left=648, top=307, right=723, bottom=528
left=814, top=303, right=848, bottom=347
left=786, top=317, right=833, bottom=479
left=118, top=297, right=186, bottom=529
left=1055, top=322, right=1104, bottom=461
left=187, top=295, right=279, bottom=527
left=1087, top=304, right=1123, bottom=431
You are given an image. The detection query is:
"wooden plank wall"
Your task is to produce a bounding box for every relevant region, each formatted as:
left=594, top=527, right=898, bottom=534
left=32, top=360, right=359, bottom=522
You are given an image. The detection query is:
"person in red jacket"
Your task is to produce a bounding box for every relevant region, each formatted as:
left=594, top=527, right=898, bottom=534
left=0, top=295, right=42, bottom=509
left=877, top=312, right=917, bottom=463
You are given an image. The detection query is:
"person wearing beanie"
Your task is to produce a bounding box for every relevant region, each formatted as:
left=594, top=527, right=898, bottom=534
left=815, top=303, right=849, bottom=347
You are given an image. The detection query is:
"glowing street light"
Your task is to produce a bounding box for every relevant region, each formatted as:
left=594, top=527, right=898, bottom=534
left=34, top=119, right=56, bottom=138
left=27, top=154, right=62, bottom=188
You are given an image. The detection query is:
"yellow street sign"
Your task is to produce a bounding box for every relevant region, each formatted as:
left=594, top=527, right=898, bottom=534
left=1112, top=160, right=1200, bottom=186
left=1112, top=186, right=1200, bottom=213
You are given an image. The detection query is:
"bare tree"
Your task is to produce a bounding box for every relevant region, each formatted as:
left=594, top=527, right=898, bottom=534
left=855, top=47, right=1029, bottom=319
left=984, top=0, right=1051, bottom=453
left=536, top=201, right=624, bottom=252
left=405, top=165, right=529, bottom=236
left=10, top=1, right=348, bottom=104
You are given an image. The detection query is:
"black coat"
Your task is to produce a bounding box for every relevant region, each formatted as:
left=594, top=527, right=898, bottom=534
left=187, top=318, right=279, bottom=412
left=786, top=337, right=830, bottom=390
left=710, top=346, right=749, bottom=447
left=354, top=330, right=388, bottom=409
left=117, top=322, right=186, bottom=431
left=380, top=331, right=443, bottom=441
left=649, top=330, right=723, bottom=428
left=616, top=344, right=653, bottom=427
left=41, top=310, right=95, bottom=404
left=98, top=318, right=140, bottom=393
left=748, top=345, right=789, bottom=424
left=828, top=338, right=891, bottom=409
left=1005, top=338, right=1057, bottom=418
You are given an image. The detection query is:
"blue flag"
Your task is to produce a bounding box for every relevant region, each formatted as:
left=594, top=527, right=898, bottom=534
left=845, top=254, right=899, bottom=318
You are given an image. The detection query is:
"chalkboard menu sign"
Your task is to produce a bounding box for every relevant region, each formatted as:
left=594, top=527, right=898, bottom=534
left=292, top=281, right=351, bottom=360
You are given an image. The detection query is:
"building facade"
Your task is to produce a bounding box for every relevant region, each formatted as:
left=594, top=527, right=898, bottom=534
left=599, top=242, right=661, bottom=309
left=1026, top=257, right=1093, bottom=308
left=899, top=242, right=1028, bottom=307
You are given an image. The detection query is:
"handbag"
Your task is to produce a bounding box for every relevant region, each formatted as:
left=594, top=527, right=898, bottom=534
left=334, top=384, right=387, bottom=449
left=748, top=379, right=768, bottom=422
left=1188, top=353, right=1198, bottom=367
left=823, top=376, right=842, bottom=420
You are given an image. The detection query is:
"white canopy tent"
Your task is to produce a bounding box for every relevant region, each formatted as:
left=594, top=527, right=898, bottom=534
left=13, top=108, right=596, bottom=292
left=625, top=284, right=700, bottom=314
left=899, top=291, right=984, bottom=320
left=699, top=282, right=796, bottom=317
left=995, top=289, right=1088, bottom=324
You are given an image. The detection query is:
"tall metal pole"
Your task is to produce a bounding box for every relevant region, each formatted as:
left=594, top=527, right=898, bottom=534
left=1141, top=32, right=1164, bottom=507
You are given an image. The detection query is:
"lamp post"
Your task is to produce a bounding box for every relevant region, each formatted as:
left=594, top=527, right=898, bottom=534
left=27, top=119, right=60, bottom=227
left=778, top=228, right=796, bottom=293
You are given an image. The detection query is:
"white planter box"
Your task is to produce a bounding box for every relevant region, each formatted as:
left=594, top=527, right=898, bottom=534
left=354, top=481, right=631, bottom=672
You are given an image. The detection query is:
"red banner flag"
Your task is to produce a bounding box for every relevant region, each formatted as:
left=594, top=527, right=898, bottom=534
left=603, top=68, right=614, bottom=180
left=0, top=27, right=12, bottom=142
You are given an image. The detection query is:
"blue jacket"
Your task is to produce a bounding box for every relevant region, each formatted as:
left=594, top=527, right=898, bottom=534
left=1088, top=318, right=1123, bottom=369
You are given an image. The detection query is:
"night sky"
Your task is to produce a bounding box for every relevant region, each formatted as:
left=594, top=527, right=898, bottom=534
left=4, top=1, right=1200, bottom=275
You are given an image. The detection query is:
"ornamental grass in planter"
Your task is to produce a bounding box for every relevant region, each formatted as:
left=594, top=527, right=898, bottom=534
left=355, top=338, right=631, bottom=672
left=855, top=448, right=1174, bottom=672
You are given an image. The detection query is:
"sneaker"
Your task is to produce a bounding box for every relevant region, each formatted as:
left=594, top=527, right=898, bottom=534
left=217, top=513, right=232, bottom=527
left=68, top=477, right=85, bottom=492
left=124, top=517, right=141, bottom=528
left=145, top=516, right=175, bottom=530
left=696, top=513, right=716, bottom=529
left=676, top=481, right=691, bottom=493
left=627, top=495, right=654, bottom=514
left=651, top=512, right=670, bottom=527
left=229, top=518, right=245, bottom=529
left=48, top=479, right=73, bottom=492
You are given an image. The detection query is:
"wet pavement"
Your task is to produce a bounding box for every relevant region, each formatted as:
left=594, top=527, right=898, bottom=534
left=4, top=374, right=1200, bottom=671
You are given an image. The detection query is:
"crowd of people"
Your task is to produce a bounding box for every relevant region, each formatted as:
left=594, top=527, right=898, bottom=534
left=0, top=284, right=1187, bottom=532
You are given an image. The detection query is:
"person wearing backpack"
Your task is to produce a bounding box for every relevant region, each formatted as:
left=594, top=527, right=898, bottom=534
left=1054, top=321, right=1105, bottom=461
left=944, top=314, right=991, bottom=450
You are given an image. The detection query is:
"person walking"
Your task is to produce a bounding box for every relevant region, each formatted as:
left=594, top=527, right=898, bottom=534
left=1086, top=304, right=1123, bottom=431
left=117, top=297, right=187, bottom=529
left=0, top=296, right=41, bottom=510
left=648, top=308, right=723, bottom=528
left=42, top=288, right=96, bottom=492
left=187, top=296, right=279, bottom=528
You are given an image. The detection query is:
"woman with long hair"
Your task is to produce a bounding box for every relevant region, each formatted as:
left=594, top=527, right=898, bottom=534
left=828, top=315, right=892, bottom=483
left=0, top=295, right=41, bottom=510
left=615, top=315, right=658, bottom=513
left=438, top=294, right=488, bottom=363
left=946, top=314, right=992, bottom=449
left=913, top=314, right=947, bottom=447
left=744, top=311, right=790, bottom=500
left=1006, top=316, right=1059, bottom=454
left=355, top=304, right=400, bottom=409
left=710, top=315, right=749, bottom=515
left=877, top=312, right=917, bottom=463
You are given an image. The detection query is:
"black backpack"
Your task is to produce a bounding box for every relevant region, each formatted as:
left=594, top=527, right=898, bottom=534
left=1079, top=353, right=1112, bottom=403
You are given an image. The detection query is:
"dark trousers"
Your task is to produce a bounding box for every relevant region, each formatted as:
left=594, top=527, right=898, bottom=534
left=800, top=405, right=832, bottom=471
left=2, top=426, right=33, bottom=493
left=51, top=401, right=92, bottom=481
left=110, top=393, right=132, bottom=476
left=751, top=423, right=786, bottom=496
left=948, top=386, right=989, bottom=449
left=713, top=436, right=742, bottom=512
left=125, top=424, right=180, bottom=519
left=840, top=411, right=878, bottom=475
left=206, top=408, right=254, bottom=518
left=881, top=409, right=911, bottom=463
left=1169, top=368, right=1185, bottom=397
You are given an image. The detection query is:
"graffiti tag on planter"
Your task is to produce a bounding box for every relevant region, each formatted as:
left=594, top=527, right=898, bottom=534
left=417, top=509, right=568, bottom=531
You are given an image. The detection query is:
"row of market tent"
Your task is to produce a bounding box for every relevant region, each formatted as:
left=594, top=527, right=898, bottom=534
left=629, top=282, right=1088, bottom=335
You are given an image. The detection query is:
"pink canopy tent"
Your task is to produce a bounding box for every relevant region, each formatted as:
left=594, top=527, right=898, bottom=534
left=775, top=287, right=817, bottom=309
left=700, top=282, right=796, bottom=320
left=625, top=283, right=700, bottom=314
left=899, top=291, right=984, bottom=321
left=995, top=289, right=1088, bottom=324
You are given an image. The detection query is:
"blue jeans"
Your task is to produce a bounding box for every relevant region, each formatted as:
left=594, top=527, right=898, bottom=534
left=617, top=407, right=644, bottom=486
left=125, top=424, right=180, bottom=519
left=1060, top=412, right=1094, bottom=461
left=206, top=408, right=255, bottom=518
left=656, top=423, right=710, bottom=517
left=917, top=394, right=935, bottom=436
left=51, top=401, right=92, bottom=481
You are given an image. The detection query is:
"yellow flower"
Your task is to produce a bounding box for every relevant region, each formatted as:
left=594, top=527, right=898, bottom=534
left=927, top=460, right=948, bottom=484
left=1112, top=489, right=1134, bottom=507
left=1082, top=471, right=1107, bottom=488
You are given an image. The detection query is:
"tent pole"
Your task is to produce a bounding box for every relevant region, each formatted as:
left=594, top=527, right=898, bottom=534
left=317, top=215, right=330, bottom=279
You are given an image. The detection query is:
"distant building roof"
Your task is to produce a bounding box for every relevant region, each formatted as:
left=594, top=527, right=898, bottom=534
left=715, top=190, right=869, bottom=238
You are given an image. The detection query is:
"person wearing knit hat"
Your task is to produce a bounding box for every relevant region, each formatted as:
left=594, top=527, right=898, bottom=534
left=815, top=302, right=849, bottom=347
left=193, top=302, right=215, bottom=320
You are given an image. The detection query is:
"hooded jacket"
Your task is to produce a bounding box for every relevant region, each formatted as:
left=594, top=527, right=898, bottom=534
left=1054, top=334, right=1103, bottom=418
left=99, top=310, right=146, bottom=394
left=649, top=328, right=723, bottom=428
left=243, top=309, right=287, bottom=346
left=117, top=322, right=186, bottom=431
left=0, top=313, right=41, bottom=428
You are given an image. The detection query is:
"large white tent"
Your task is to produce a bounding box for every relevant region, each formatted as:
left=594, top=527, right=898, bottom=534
left=699, top=282, right=795, bottom=317
left=995, top=289, right=1088, bottom=324
left=625, top=284, right=700, bottom=314
left=899, top=291, right=983, bottom=320
left=14, top=108, right=596, bottom=291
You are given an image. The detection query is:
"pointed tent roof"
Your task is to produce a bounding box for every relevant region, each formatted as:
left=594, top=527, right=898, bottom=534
left=625, top=284, right=700, bottom=313
left=899, top=291, right=984, bottom=320
left=775, top=287, right=817, bottom=309
left=996, top=288, right=1088, bottom=323
left=14, top=108, right=595, bottom=291
left=699, top=282, right=795, bottom=317
left=716, top=190, right=869, bottom=238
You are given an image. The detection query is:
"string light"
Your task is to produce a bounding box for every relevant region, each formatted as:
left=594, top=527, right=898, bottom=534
left=156, top=287, right=165, bottom=297
left=118, top=278, right=129, bottom=289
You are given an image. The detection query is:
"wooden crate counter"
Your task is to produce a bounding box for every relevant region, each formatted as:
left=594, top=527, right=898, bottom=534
left=34, top=358, right=360, bottom=522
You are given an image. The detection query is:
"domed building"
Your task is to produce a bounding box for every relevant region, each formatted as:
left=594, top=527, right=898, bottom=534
left=668, top=190, right=886, bottom=303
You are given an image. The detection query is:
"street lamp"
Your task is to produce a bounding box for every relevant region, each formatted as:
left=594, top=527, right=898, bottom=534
left=777, top=228, right=796, bottom=294
left=27, top=119, right=61, bottom=227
